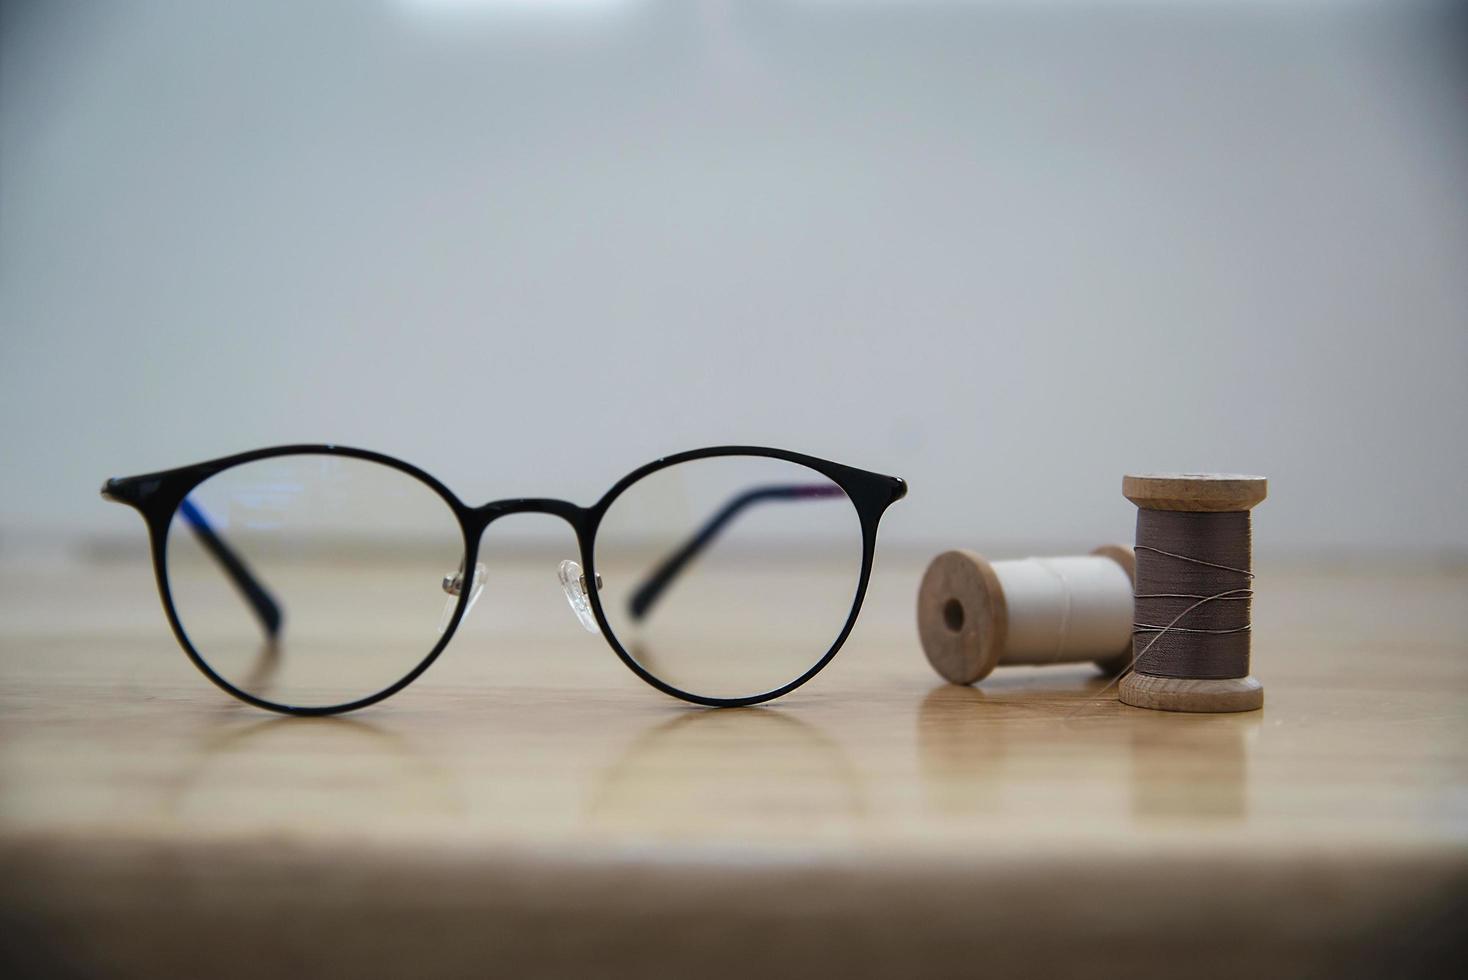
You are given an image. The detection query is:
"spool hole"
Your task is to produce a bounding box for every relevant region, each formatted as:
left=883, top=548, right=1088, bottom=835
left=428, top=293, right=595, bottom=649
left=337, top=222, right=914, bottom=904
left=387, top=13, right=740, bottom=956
left=942, top=598, right=965, bottom=633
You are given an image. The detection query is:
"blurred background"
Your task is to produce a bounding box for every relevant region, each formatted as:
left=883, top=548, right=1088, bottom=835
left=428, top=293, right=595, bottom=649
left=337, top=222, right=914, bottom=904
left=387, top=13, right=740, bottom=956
left=3, top=0, right=1466, bottom=561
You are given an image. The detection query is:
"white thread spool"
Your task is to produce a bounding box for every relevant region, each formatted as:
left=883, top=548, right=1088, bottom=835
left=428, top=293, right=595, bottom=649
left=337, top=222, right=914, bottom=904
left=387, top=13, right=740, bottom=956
left=917, top=546, right=1135, bottom=685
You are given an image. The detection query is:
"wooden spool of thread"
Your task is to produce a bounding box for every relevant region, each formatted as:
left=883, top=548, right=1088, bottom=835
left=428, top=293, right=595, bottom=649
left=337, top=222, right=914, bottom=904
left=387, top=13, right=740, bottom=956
left=1119, top=473, right=1267, bottom=713
left=917, top=546, right=1136, bottom=685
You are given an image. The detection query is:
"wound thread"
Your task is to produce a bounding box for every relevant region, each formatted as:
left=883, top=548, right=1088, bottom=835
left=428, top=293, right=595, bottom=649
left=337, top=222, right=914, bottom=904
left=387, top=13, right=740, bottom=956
left=1033, top=558, right=1077, bottom=662
left=916, top=549, right=1134, bottom=686
left=1131, top=510, right=1253, bottom=680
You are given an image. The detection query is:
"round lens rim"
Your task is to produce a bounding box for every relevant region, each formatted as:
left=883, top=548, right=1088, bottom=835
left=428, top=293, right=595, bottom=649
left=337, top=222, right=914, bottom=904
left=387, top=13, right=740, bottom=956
left=121, top=443, right=903, bottom=714
left=580, top=447, right=883, bottom=708
left=152, top=446, right=478, bottom=716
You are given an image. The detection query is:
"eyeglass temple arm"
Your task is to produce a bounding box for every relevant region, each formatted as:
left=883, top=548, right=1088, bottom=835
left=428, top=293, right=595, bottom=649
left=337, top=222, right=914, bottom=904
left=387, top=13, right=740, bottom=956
left=177, top=497, right=284, bottom=638
left=626, top=483, right=844, bottom=622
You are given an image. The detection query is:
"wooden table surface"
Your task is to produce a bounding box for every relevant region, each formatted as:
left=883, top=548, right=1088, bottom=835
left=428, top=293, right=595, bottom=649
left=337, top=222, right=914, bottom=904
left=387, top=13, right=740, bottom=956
left=2, top=552, right=1465, bottom=978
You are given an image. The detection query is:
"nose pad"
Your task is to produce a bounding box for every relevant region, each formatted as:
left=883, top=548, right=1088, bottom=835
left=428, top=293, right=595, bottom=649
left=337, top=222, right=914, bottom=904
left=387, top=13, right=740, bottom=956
left=437, top=561, right=487, bottom=635
left=557, top=559, right=601, bottom=633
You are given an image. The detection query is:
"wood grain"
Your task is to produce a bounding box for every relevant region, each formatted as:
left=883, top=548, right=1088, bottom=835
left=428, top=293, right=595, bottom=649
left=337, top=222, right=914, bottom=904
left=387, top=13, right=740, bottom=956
left=1, top=551, right=1465, bottom=978
left=1116, top=672, right=1265, bottom=712
left=1122, top=473, right=1268, bottom=512
left=915, top=549, right=1007, bottom=684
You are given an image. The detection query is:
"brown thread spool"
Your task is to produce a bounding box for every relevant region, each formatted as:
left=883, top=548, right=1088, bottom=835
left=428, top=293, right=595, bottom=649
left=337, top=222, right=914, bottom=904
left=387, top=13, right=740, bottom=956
left=1119, top=473, right=1267, bottom=713
left=917, top=546, right=1136, bottom=685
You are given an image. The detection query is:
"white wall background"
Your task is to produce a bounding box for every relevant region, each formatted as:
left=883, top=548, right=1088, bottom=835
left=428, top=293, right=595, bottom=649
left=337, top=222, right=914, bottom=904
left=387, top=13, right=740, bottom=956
left=3, top=0, right=1466, bottom=558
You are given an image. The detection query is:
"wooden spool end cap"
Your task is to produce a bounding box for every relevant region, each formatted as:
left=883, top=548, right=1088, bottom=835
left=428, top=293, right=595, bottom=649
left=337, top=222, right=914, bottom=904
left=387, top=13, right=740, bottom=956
left=1123, top=473, right=1267, bottom=512
left=916, top=550, right=1007, bottom=685
left=1089, top=543, right=1135, bottom=583
left=1119, top=673, right=1263, bottom=713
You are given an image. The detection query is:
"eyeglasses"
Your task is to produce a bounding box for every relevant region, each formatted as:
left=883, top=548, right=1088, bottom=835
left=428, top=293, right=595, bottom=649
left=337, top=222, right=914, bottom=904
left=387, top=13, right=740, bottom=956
left=102, top=445, right=907, bottom=715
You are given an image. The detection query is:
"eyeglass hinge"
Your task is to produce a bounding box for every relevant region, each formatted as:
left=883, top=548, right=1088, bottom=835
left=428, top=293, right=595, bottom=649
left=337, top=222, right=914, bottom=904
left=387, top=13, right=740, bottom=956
left=100, top=476, right=161, bottom=506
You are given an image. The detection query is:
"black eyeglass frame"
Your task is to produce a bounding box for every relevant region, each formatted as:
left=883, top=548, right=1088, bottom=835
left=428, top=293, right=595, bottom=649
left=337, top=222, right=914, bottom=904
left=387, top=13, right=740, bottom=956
left=102, top=444, right=907, bottom=716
